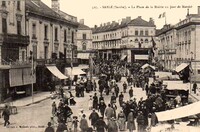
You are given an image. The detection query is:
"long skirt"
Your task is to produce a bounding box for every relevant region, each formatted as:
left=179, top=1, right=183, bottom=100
left=118, top=118, right=126, bottom=130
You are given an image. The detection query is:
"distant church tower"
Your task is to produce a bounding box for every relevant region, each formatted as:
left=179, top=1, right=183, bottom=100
left=51, top=0, right=60, bottom=13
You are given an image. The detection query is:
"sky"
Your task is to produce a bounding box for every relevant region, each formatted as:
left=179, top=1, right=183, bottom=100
left=41, top=0, right=200, bottom=29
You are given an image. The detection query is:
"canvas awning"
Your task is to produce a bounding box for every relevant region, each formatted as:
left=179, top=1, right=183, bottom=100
left=46, top=65, right=68, bottom=80
left=78, top=64, right=89, bottom=69
left=141, top=63, right=156, bottom=70
left=135, top=55, right=149, bottom=60
left=156, top=101, right=200, bottom=121
left=9, top=67, right=36, bottom=87
left=65, top=67, right=86, bottom=76
left=120, top=55, right=127, bottom=60
left=77, top=53, right=90, bottom=59
left=155, top=72, right=172, bottom=80
left=163, top=80, right=189, bottom=91
left=175, top=63, right=189, bottom=73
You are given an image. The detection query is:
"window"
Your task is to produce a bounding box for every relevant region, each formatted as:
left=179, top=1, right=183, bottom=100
left=2, top=18, right=7, bottom=34
left=32, top=23, right=36, bottom=39
left=140, top=30, right=144, bottom=36
left=33, top=45, right=37, bottom=59
left=71, top=31, right=74, bottom=43
left=54, top=27, right=58, bottom=41
left=145, top=39, right=148, bottom=43
left=64, top=29, right=67, bottom=42
left=135, top=39, right=138, bottom=42
left=145, top=30, right=148, bottom=36
left=64, top=48, right=67, bottom=58
left=44, top=46, right=48, bottom=59
left=22, top=51, right=25, bottom=62
left=17, top=1, right=20, bottom=10
left=83, top=33, right=86, bottom=40
left=135, top=30, right=138, bottom=36
left=82, top=43, right=86, bottom=50
left=2, top=1, right=6, bottom=7
left=17, top=21, right=21, bottom=35
left=44, top=25, right=48, bottom=39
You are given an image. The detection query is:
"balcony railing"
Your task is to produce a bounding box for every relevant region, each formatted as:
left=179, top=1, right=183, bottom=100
left=36, top=58, right=78, bottom=66
left=0, top=59, right=31, bottom=68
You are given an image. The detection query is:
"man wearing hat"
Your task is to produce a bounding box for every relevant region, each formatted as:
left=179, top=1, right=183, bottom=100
left=80, top=114, right=89, bottom=132
left=118, top=92, right=124, bottom=107
left=93, top=93, right=98, bottom=110
left=89, top=109, right=100, bottom=129
left=137, top=111, right=145, bottom=132
left=105, top=104, right=114, bottom=121
left=98, top=100, right=107, bottom=118
left=95, top=116, right=107, bottom=132
left=2, top=105, right=10, bottom=127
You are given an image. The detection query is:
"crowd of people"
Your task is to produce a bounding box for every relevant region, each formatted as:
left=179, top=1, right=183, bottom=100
left=43, top=59, right=193, bottom=132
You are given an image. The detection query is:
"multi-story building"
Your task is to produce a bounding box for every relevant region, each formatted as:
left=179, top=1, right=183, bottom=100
left=25, top=0, right=79, bottom=91
left=157, top=6, right=200, bottom=81
left=0, top=0, right=31, bottom=101
left=92, top=16, right=156, bottom=63
left=76, top=19, right=93, bottom=64
left=156, top=25, right=177, bottom=70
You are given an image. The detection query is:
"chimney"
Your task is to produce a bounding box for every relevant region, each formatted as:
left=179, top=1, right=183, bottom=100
left=187, top=8, right=190, bottom=17
left=149, top=17, right=154, bottom=25
left=198, top=6, right=200, bottom=15
left=104, top=23, right=106, bottom=26
left=51, top=0, right=60, bottom=13
left=107, top=22, right=111, bottom=26
left=138, top=16, right=142, bottom=19
left=79, top=19, right=84, bottom=25
left=126, top=16, right=131, bottom=23
left=100, top=24, right=102, bottom=27
left=121, top=18, right=126, bottom=24
left=94, top=25, right=97, bottom=29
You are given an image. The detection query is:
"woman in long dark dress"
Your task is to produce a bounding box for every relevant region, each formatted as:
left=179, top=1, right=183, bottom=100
left=69, top=91, right=76, bottom=105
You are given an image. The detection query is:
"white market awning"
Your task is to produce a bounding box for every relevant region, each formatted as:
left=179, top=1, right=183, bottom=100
left=65, top=67, right=86, bottom=76
left=156, top=101, right=200, bottom=122
left=46, top=65, right=68, bottom=80
left=175, top=63, right=189, bottom=73
left=141, top=63, right=156, bottom=70
left=120, top=55, right=127, bottom=60
left=135, top=55, right=149, bottom=60
left=77, top=53, right=90, bottom=59
left=163, top=80, right=189, bottom=91
left=155, top=72, right=172, bottom=80
left=78, top=64, right=89, bottom=69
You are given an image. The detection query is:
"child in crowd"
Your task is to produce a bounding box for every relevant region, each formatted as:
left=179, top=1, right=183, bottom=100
left=72, top=116, right=79, bottom=132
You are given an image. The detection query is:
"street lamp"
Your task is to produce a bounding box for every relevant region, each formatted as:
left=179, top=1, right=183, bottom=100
left=30, top=51, right=34, bottom=103
left=69, top=43, right=73, bottom=90
left=189, top=51, right=193, bottom=93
